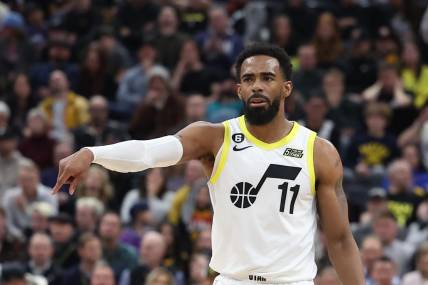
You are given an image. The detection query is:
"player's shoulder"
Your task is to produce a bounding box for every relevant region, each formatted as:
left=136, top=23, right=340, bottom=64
left=313, top=136, right=342, bottom=180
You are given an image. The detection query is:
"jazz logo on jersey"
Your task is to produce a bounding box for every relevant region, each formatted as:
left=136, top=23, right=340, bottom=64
left=283, top=148, right=303, bottom=158
left=230, top=164, right=302, bottom=214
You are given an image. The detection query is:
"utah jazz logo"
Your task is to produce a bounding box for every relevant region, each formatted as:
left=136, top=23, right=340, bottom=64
left=230, top=164, right=302, bottom=213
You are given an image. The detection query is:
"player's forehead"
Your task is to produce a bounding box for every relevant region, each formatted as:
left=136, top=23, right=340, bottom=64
left=240, top=55, right=281, bottom=77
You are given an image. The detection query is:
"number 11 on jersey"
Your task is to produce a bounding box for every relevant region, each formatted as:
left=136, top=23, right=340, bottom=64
left=278, top=182, right=300, bottom=214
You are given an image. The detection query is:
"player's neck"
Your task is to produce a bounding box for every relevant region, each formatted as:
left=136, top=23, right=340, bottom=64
left=245, top=115, right=293, bottom=144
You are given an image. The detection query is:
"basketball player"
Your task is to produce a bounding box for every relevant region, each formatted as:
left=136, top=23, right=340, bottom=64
left=53, top=44, right=364, bottom=284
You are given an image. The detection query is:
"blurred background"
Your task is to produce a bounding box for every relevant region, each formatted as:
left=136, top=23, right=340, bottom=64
left=0, top=0, right=428, bottom=284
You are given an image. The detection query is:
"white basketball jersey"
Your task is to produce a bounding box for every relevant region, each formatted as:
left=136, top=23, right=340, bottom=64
left=207, top=116, right=318, bottom=283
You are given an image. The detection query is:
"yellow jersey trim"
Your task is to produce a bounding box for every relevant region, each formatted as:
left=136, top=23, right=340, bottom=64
left=238, top=115, right=299, bottom=150
left=209, top=121, right=231, bottom=184
left=307, top=132, right=317, bottom=196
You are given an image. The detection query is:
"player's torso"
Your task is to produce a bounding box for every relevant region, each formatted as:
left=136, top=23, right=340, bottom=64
left=207, top=116, right=318, bottom=283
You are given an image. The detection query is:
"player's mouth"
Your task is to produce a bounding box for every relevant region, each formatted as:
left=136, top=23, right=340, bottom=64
left=249, top=96, right=269, bottom=108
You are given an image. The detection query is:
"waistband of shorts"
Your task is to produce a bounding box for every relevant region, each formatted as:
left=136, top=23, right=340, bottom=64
left=215, top=274, right=314, bottom=285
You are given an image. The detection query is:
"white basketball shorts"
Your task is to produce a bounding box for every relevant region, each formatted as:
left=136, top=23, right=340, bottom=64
left=213, top=275, right=314, bottom=285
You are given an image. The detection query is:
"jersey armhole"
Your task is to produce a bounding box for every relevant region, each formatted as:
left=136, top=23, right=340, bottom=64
left=307, top=131, right=317, bottom=196
left=209, top=120, right=231, bottom=185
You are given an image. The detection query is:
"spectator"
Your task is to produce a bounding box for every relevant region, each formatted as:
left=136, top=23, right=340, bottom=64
left=312, top=12, right=343, bottom=69
left=401, top=144, right=428, bottom=183
left=369, top=256, right=399, bottom=285
left=406, top=204, right=428, bottom=254
left=62, top=233, right=103, bottom=285
left=39, top=70, right=89, bottom=140
left=360, top=236, right=384, bottom=283
left=96, top=27, right=132, bottom=89
left=115, top=0, right=160, bottom=52
left=76, top=45, right=111, bottom=99
left=26, top=201, right=56, bottom=238
left=2, top=159, right=57, bottom=239
left=168, top=160, right=205, bottom=225
left=5, top=73, right=38, bottom=130
left=99, top=212, right=138, bottom=279
left=178, top=0, right=209, bottom=35
left=0, top=208, right=25, bottom=262
left=363, top=63, right=411, bottom=109
left=188, top=253, right=210, bottom=285
left=41, top=142, right=73, bottom=211
left=24, top=232, right=62, bottom=285
left=0, top=101, right=10, bottom=134
left=344, top=29, right=377, bottom=94
left=323, top=68, right=362, bottom=135
left=76, top=165, right=114, bottom=209
left=73, top=95, right=129, bottom=151
left=269, top=15, right=297, bottom=57
left=120, top=202, right=154, bottom=251
left=0, top=11, right=33, bottom=80
left=372, top=211, right=414, bottom=275
left=91, top=263, right=116, bottom=285
left=195, top=6, right=244, bottom=71
left=18, top=109, right=55, bottom=170
left=171, top=39, right=221, bottom=97
left=299, top=95, right=341, bottom=148
left=48, top=213, right=79, bottom=270
left=145, top=267, right=176, bottom=285
left=354, top=188, right=388, bottom=245
left=75, top=197, right=104, bottom=234
left=29, top=38, right=79, bottom=94
left=292, top=44, right=323, bottom=101
left=129, top=66, right=185, bottom=139
left=180, top=179, right=212, bottom=241
left=401, top=41, right=428, bottom=109
left=153, top=6, right=188, bottom=71
left=206, top=77, right=242, bottom=123
left=345, top=103, right=399, bottom=177
left=386, top=159, right=425, bottom=226
left=0, top=128, right=25, bottom=197
left=121, top=231, right=167, bottom=285
left=402, top=243, right=428, bottom=285
left=116, top=42, right=157, bottom=113
left=182, top=95, right=207, bottom=126
left=0, top=263, right=30, bottom=285
left=121, top=168, right=174, bottom=225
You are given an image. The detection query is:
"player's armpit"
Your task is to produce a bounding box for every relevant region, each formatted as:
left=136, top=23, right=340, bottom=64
left=314, top=137, right=364, bottom=285
left=175, top=121, right=224, bottom=163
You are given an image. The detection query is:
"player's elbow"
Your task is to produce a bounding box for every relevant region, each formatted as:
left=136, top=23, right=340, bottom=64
left=326, top=228, right=355, bottom=250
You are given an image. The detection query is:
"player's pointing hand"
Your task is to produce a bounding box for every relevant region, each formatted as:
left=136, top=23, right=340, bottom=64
left=52, top=148, right=94, bottom=195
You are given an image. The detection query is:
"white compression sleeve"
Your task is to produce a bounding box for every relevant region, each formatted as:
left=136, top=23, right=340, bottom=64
left=85, top=136, right=183, bottom=173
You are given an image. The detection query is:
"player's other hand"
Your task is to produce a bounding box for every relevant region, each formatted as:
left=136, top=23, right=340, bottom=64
left=52, top=148, right=94, bottom=195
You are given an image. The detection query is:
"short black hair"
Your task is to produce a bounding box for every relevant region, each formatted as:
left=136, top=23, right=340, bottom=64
left=235, top=43, right=292, bottom=81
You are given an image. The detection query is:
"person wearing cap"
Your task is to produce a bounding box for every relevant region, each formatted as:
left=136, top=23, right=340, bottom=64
left=129, top=65, right=185, bottom=140
left=48, top=213, right=79, bottom=270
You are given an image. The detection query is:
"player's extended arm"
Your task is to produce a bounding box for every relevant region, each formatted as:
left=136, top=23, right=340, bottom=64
left=52, top=121, right=223, bottom=194
left=315, top=137, right=364, bottom=285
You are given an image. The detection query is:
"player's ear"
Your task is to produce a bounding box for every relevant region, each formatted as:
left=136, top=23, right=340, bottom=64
left=236, top=84, right=242, bottom=100
left=283, top=81, right=293, bottom=99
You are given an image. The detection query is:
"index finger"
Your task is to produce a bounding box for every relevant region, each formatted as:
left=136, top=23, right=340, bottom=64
left=52, top=172, right=68, bottom=194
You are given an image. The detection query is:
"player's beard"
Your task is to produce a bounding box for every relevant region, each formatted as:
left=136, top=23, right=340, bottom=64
left=242, top=94, right=280, bottom=125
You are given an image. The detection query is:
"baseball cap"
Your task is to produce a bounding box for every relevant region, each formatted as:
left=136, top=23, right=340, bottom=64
left=368, top=187, right=386, bottom=200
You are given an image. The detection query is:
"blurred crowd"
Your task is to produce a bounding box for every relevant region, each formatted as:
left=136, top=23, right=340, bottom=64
left=0, top=0, right=428, bottom=284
